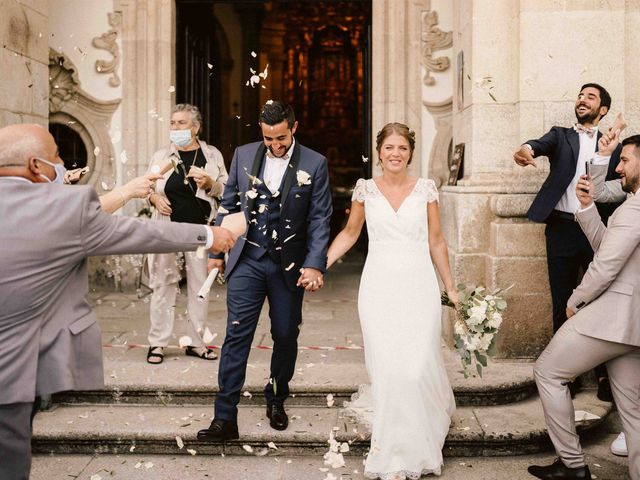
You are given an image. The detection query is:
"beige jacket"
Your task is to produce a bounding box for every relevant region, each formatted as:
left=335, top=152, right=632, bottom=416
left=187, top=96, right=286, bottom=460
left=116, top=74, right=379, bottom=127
left=147, top=139, right=228, bottom=224
left=567, top=193, right=640, bottom=346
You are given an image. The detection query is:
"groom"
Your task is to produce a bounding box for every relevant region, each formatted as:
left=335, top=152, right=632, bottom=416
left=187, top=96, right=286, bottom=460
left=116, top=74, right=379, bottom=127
left=197, top=101, right=332, bottom=441
left=528, top=134, right=640, bottom=480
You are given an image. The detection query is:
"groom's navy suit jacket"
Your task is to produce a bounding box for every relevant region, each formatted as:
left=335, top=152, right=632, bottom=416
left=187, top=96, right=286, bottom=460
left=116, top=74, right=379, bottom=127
left=215, top=141, right=332, bottom=290
left=526, top=126, right=621, bottom=223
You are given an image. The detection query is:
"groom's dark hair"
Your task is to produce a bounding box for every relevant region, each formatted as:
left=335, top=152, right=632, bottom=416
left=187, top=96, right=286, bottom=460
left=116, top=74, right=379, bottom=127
left=622, top=134, right=640, bottom=152
left=259, top=101, right=296, bottom=129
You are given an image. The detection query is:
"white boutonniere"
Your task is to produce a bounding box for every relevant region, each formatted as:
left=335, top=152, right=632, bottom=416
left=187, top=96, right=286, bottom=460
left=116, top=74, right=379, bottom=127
left=296, top=170, right=311, bottom=187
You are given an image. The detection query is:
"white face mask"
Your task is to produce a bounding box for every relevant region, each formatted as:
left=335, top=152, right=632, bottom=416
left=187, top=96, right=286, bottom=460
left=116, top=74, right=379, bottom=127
left=35, top=157, right=66, bottom=184
left=170, top=129, right=193, bottom=148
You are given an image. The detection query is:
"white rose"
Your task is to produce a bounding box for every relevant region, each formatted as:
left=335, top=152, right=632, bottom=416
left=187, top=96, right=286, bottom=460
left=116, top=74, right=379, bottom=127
left=478, top=333, right=494, bottom=351
left=454, top=321, right=466, bottom=336
left=296, top=170, right=311, bottom=186
left=487, top=312, right=503, bottom=329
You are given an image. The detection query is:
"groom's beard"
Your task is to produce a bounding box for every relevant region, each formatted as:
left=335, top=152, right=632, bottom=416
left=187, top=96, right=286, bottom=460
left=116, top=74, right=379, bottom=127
left=574, top=104, right=600, bottom=125
left=621, top=173, right=639, bottom=194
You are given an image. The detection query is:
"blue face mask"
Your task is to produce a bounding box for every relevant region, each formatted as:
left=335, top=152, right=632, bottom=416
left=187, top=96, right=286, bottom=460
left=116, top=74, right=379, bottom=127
left=170, top=129, right=193, bottom=148
left=35, top=157, right=67, bottom=184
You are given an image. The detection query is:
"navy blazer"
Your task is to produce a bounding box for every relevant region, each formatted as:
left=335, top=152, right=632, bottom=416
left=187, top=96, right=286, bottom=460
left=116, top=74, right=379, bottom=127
left=215, top=141, right=332, bottom=290
left=526, top=126, right=622, bottom=223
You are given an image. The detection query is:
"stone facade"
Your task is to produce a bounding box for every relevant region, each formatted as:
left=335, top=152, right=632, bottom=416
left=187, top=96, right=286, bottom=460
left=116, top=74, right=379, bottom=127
left=1, top=0, right=638, bottom=358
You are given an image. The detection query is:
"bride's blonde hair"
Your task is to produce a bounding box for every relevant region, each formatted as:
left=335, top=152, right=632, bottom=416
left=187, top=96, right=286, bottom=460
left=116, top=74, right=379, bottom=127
left=375, top=123, right=416, bottom=165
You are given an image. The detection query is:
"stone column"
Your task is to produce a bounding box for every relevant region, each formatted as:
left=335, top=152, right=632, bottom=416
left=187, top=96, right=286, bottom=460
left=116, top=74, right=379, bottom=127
left=0, top=0, right=50, bottom=126
left=444, top=0, right=630, bottom=358
left=372, top=0, right=427, bottom=175
left=115, top=0, right=175, bottom=180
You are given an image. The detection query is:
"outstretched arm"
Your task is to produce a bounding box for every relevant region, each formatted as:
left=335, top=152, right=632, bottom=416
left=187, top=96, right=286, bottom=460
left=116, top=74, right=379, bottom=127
left=427, top=200, right=458, bottom=304
left=326, top=200, right=365, bottom=269
left=100, top=173, right=162, bottom=214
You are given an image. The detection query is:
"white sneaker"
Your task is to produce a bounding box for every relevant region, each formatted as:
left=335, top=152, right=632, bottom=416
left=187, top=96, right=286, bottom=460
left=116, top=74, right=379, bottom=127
left=611, top=432, right=628, bottom=456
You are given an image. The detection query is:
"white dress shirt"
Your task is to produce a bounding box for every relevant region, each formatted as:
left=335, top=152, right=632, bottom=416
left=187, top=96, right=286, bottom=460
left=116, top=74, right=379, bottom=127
left=263, top=140, right=295, bottom=194
left=554, top=126, right=598, bottom=214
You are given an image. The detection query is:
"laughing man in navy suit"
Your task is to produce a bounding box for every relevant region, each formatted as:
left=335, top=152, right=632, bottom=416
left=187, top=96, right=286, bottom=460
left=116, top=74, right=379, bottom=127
left=513, top=83, right=622, bottom=400
left=198, top=101, right=332, bottom=441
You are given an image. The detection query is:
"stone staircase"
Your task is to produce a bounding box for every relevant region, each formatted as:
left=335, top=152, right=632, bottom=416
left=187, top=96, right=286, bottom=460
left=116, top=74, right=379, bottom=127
left=33, top=344, right=612, bottom=458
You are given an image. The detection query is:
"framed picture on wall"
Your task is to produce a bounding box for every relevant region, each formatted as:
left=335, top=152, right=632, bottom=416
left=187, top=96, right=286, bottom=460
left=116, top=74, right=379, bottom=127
left=448, top=143, right=464, bottom=186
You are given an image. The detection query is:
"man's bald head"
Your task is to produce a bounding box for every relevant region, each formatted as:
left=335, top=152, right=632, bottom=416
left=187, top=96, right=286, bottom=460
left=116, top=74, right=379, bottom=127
left=0, top=124, right=56, bottom=168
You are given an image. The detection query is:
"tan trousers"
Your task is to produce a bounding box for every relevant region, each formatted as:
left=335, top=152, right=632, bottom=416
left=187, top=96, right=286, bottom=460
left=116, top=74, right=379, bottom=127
left=147, top=250, right=209, bottom=347
left=534, top=317, right=640, bottom=479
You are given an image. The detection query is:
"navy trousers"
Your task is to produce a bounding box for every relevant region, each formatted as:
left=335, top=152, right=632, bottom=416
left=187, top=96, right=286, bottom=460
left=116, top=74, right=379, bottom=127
left=215, top=255, right=304, bottom=421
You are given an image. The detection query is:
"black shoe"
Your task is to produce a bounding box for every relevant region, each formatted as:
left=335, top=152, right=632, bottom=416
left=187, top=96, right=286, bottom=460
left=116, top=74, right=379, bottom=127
left=196, top=419, right=239, bottom=442
left=528, top=458, right=591, bottom=479
left=597, top=377, right=613, bottom=402
left=266, top=403, right=288, bottom=431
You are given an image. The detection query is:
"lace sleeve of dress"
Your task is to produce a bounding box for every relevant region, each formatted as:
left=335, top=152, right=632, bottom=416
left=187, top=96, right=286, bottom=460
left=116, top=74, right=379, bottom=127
left=416, top=178, right=439, bottom=204
left=351, top=178, right=367, bottom=203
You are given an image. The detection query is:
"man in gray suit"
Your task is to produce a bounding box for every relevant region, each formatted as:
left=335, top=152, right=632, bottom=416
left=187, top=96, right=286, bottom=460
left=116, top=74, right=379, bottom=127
left=0, top=124, right=237, bottom=480
left=528, top=134, right=640, bottom=480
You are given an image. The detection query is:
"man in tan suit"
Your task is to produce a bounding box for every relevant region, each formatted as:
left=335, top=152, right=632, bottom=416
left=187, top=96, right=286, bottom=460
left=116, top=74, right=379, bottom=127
left=529, top=134, right=640, bottom=480
left=0, top=124, right=236, bottom=480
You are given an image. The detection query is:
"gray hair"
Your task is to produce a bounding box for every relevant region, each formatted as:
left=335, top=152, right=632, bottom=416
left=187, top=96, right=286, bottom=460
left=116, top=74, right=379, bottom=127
left=172, top=103, right=202, bottom=132
left=0, top=125, right=46, bottom=167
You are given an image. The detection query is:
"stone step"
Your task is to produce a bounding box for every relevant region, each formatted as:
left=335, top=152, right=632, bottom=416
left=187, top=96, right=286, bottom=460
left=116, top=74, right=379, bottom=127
left=52, top=345, right=536, bottom=407
left=34, top=391, right=611, bottom=458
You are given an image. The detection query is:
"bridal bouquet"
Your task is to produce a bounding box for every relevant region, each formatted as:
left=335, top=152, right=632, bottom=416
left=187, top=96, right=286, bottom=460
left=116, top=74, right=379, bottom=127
left=441, top=284, right=510, bottom=378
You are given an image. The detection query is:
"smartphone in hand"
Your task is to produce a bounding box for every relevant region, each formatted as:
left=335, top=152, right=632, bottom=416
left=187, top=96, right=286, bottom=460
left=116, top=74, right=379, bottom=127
left=584, top=160, right=590, bottom=178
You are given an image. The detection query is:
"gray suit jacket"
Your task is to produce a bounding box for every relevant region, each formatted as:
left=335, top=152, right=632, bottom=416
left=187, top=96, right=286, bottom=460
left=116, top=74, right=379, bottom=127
left=0, top=179, right=208, bottom=405
left=567, top=193, right=640, bottom=346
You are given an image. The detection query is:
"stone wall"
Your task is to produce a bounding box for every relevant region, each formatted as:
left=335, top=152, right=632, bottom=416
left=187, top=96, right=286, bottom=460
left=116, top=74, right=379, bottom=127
left=0, top=0, right=49, bottom=127
left=446, top=0, right=637, bottom=358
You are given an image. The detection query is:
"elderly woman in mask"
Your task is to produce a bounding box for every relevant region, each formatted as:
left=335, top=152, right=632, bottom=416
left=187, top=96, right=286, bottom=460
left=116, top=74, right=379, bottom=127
left=145, top=103, right=228, bottom=364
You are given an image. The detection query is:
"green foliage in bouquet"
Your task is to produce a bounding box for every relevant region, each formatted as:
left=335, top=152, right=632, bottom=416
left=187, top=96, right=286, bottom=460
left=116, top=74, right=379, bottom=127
left=441, top=284, right=510, bottom=378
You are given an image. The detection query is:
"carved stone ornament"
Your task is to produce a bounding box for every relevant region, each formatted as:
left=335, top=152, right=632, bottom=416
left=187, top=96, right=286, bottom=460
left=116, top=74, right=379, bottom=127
left=49, top=49, right=81, bottom=113
left=92, top=12, right=122, bottom=87
left=421, top=10, right=453, bottom=86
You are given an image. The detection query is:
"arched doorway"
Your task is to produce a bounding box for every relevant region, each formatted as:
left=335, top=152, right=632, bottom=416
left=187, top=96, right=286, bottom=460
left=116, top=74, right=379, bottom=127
left=176, top=0, right=372, bottom=238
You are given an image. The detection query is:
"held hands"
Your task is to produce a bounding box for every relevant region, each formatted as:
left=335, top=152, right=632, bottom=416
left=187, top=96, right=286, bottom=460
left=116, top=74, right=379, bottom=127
left=210, top=226, right=237, bottom=254
left=513, top=145, right=536, bottom=167
left=187, top=166, right=213, bottom=191
left=297, top=267, right=324, bottom=292
left=576, top=175, right=594, bottom=209
left=597, top=128, right=621, bottom=157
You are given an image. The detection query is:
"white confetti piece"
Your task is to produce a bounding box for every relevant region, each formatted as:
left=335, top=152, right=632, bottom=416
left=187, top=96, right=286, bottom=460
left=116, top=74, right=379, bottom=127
left=242, top=444, right=254, bottom=453
left=178, top=336, right=192, bottom=348
left=187, top=448, right=197, bottom=455
left=176, top=436, right=184, bottom=449
left=90, top=475, right=102, bottom=480
left=339, top=442, right=349, bottom=453
left=243, top=391, right=253, bottom=398
left=119, top=150, right=128, bottom=164
left=283, top=233, right=296, bottom=243
left=267, top=441, right=278, bottom=450
left=93, top=146, right=101, bottom=156
left=129, top=445, right=136, bottom=452
left=202, top=327, right=216, bottom=344
left=362, top=155, right=368, bottom=163
left=251, top=51, right=257, bottom=58
left=285, top=262, right=295, bottom=271
left=168, top=85, right=176, bottom=93
left=326, top=394, right=335, bottom=407
left=101, top=181, right=109, bottom=191
left=265, top=99, right=274, bottom=105
left=246, top=189, right=258, bottom=199
left=207, top=62, right=213, bottom=70
left=144, top=462, right=154, bottom=470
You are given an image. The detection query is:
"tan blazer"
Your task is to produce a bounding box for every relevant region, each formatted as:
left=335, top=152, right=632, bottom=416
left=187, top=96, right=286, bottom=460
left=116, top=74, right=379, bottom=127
left=0, top=179, right=209, bottom=405
left=567, top=193, right=640, bottom=346
left=147, top=139, right=228, bottom=224
left=591, top=162, right=627, bottom=203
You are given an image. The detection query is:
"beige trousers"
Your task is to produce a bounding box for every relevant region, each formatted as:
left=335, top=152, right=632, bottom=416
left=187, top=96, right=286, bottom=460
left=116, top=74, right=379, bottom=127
left=534, top=317, right=640, bottom=480
left=147, top=250, right=209, bottom=347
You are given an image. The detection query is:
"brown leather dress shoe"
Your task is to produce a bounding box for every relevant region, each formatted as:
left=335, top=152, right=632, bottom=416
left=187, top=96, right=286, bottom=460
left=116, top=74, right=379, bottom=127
left=266, top=403, right=288, bottom=431
left=196, top=419, right=239, bottom=442
left=528, top=458, right=591, bottom=479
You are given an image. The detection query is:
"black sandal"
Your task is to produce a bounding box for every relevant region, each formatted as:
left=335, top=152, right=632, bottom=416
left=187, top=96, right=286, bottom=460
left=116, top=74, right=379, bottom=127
left=185, top=346, right=218, bottom=360
left=147, top=346, right=164, bottom=364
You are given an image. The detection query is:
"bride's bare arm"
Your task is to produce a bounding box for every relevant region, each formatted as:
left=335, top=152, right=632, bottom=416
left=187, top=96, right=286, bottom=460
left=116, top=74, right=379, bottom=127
left=427, top=201, right=458, bottom=303
left=326, top=200, right=365, bottom=269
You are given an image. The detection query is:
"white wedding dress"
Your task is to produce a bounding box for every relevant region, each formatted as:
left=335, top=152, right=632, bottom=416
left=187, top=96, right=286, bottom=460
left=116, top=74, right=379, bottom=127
left=346, top=178, right=456, bottom=479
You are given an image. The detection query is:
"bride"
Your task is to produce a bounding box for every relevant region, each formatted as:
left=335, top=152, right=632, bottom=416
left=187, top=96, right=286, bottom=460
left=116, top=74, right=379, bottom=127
left=326, top=123, right=458, bottom=479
